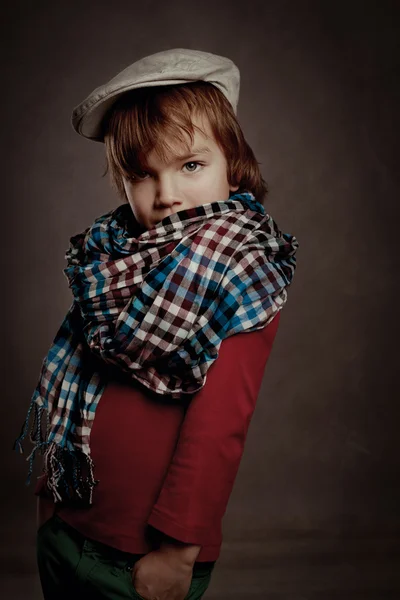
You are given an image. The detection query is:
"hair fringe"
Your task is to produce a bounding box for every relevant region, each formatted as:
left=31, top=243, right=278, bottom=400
left=100, top=81, right=269, bottom=205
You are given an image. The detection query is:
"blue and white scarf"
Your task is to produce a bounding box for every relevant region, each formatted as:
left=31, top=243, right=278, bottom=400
left=14, top=191, right=299, bottom=505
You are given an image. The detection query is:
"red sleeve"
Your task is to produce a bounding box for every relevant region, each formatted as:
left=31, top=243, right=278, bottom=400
left=146, top=311, right=281, bottom=546
left=34, top=473, right=52, bottom=498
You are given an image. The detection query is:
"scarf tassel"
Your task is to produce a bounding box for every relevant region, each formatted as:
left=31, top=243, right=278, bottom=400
left=13, top=401, right=99, bottom=506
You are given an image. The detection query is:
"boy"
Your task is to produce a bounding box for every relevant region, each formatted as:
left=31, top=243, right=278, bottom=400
left=14, top=49, right=299, bottom=600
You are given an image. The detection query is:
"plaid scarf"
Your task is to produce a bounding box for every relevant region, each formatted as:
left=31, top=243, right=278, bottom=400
left=14, top=191, right=299, bottom=506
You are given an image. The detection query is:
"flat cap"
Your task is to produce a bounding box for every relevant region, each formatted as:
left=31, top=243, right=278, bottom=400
left=71, top=48, right=240, bottom=142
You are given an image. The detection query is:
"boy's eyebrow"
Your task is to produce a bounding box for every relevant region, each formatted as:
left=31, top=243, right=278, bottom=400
left=171, top=146, right=212, bottom=161
left=140, top=146, right=212, bottom=170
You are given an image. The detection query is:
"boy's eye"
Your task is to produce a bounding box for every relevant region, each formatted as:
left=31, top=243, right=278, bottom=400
left=130, top=170, right=149, bottom=180
left=183, top=161, right=203, bottom=173
left=128, top=161, right=203, bottom=181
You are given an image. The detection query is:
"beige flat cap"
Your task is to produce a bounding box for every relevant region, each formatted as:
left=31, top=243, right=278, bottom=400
left=71, top=48, right=240, bottom=142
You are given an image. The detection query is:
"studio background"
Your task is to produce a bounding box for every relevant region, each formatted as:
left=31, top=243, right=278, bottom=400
left=2, top=1, right=399, bottom=598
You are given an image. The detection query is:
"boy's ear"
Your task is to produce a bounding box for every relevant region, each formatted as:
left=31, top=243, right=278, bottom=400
left=229, top=184, right=240, bottom=192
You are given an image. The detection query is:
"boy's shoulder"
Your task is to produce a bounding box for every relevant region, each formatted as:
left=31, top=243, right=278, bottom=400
left=223, top=311, right=281, bottom=352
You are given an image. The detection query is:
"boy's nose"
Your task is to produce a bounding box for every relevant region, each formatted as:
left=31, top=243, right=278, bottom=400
left=155, top=177, right=183, bottom=208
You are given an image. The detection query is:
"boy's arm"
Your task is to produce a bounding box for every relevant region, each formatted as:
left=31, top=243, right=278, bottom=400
left=36, top=493, right=56, bottom=530
left=35, top=467, right=56, bottom=529
left=147, top=311, right=281, bottom=549
left=33, top=312, right=281, bottom=555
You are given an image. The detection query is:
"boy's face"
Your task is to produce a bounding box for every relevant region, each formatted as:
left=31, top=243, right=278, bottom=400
left=122, top=113, right=239, bottom=232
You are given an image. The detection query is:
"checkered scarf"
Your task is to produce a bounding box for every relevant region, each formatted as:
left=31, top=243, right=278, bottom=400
left=14, top=191, right=299, bottom=505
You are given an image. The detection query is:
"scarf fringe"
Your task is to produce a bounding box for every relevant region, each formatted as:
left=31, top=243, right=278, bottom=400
left=14, top=193, right=298, bottom=505
left=13, top=400, right=99, bottom=506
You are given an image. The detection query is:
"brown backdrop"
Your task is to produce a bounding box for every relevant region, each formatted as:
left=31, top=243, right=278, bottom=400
left=2, top=0, right=399, bottom=597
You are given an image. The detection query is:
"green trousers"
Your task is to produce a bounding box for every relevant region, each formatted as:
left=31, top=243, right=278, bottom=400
left=36, top=513, right=216, bottom=600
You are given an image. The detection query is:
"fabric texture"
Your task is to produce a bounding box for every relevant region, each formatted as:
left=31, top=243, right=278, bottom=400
left=71, top=48, right=240, bottom=141
left=14, top=191, right=298, bottom=507
left=36, top=513, right=215, bottom=600
left=34, top=316, right=280, bottom=561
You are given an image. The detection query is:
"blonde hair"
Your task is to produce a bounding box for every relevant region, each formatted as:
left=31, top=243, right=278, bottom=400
left=101, top=81, right=268, bottom=204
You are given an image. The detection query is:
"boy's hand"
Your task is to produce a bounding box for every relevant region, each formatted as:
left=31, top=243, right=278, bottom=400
left=132, top=543, right=200, bottom=600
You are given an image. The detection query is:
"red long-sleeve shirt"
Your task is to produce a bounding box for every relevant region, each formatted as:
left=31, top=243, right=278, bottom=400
left=35, top=311, right=281, bottom=562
